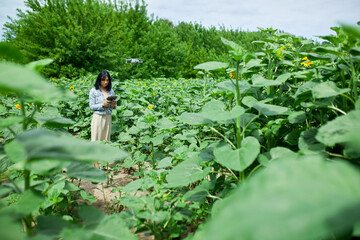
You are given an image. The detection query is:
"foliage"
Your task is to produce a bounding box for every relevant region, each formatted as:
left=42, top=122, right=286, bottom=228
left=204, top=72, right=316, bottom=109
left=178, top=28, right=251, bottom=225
left=1, top=10, right=360, bottom=240
left=2, top=0, right=293, bottom=79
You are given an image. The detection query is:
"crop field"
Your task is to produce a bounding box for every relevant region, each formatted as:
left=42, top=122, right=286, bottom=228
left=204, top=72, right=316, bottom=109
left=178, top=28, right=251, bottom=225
left=1, top=22, right=360, bottom=240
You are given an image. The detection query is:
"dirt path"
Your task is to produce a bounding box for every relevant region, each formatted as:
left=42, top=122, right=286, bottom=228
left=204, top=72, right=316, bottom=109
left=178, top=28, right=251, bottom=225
left=78, top=167, right=154, bottom=240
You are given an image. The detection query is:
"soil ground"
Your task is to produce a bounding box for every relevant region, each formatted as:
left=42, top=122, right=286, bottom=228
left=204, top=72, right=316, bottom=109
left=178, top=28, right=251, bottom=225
left=78, top=166, right=154, bottom=240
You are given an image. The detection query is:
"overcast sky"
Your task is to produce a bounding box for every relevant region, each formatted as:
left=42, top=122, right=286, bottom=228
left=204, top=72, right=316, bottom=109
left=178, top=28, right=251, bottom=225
left=1, top=0, right=359, bottom=41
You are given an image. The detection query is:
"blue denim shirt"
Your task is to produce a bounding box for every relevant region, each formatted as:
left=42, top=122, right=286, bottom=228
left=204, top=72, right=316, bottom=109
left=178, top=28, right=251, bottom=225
left=89, top=87, right=117, bottom=115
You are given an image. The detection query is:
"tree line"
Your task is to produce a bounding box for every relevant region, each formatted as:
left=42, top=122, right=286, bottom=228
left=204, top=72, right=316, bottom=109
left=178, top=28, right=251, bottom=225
left=2, top=0, right=313, bottom=79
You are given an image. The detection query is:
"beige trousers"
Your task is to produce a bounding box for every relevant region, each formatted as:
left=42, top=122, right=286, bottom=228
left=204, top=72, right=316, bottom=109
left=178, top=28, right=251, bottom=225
left=91, top=113, right=112, bottom=142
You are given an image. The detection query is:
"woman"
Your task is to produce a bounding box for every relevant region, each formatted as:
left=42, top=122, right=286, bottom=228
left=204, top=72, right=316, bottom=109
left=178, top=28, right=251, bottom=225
left=89, top=70, right=117, bottom=168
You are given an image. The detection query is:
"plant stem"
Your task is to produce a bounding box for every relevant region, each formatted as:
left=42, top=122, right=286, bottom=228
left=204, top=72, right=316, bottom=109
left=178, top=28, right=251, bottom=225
left=234, top=60, right=242, bottom=149
left=210, top=127, right=236, bottom=149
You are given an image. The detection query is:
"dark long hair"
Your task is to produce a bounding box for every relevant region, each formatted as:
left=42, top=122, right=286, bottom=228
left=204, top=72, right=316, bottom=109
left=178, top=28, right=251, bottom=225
left=94, top=70, right=112, bottom=91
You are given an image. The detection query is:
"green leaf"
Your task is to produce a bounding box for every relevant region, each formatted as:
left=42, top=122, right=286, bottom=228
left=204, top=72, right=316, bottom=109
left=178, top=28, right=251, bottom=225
left=0, top=214, right=26, bottom=240
left=67, top=162, right=107, bottom=183
left=275, top=73, right=292, bottom=83
left=279, top=60, right=295, bottom=67
left=36, top=215, right=74, bottom=236
left=91, top=215, right=137, bottom=240
left=299, top=129, right=325, bottom=152
left=200, top=100, right=245, bottom=121
left=0, top=116, right=23, bottom=129
left=192, top=155, right=360, bottom=240
left=166, top=157, right=211, bottom=188
left=179, top=112, right=211, bottom=125
left=122, top=179, right=144, bottom=193
left=252, top=74, right=282, bottom=87
left=252, top=103, right=288, bottom=116
left=350, top=46, right=360, bottom=56
left=78, top=205, right=105, bottom=229
left=242, top=59, right=266, bottom=72
left=316, top=110, right=360, bottom=157
left=314, top=46, right=342, bottom=57
left=312, top=81, right=350, bottom=99
left=25, top=159, right=69, bottom=175
left=194, top=61, right=229, bottom=71
left=242, top=96, right=258, bottom=108
left=221, top=37, right=245, bottom=61
left=120, top=195, right=145, bottom=209
left=183, top=180, right=212, bottom=202
left=341, top=24, right=360, bottom=39
left=217, top=80, right=251, bottom=94
left=214, top=137, right=260, bottom=171
left=151, top=134, right=164, bottom=146
left=9, top=190, right=44, bottom=216
left=14, top=129, right=128, bottom=163
left=80, top=190, right=97, bottom=203
left=4, top=140, right=27, bottom=163
left=0, top=42, right=26, bottom=62
left=0, top=62, right=65, bottom=102
left=156, top=157, right=173, bottom=169
left=26, top=59, right=54, bottom=72
left=36, top=117, right=75, bottom=128
left=288, top=111, right=307, bottom=124
left=221, top=37, right=241, bottom=51
left=315, top=35, right=340, bottom=46
left=156, top=118, right=176, bottom=129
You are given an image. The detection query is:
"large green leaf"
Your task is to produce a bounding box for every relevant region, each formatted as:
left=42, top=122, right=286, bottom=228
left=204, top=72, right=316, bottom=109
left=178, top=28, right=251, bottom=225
left=36, top=117, right=75, bottom=128
left=221, top=37, right=245, bottom=61
left=166, top=157, right=211, bottom=188
left=36, top=215, right=75, bottom=236
left=122, top=179, right=144, bottom=193
left=192, top=155, right=360, bottom=240
left=0, top=215, right=26, bottom=240
left=214, top=137, right=260, bottom=171
left=0, top=62, right=66, bottom=102
left=252, top=74, right=282, bottom=87
left=0, top=116, right=23, bottom=129
left=275, top=73, right=292, bottom=83
left=0, top=42, right=26, bottom=63
left=66, top=162, right=107, bottom=183
left=183, top=180, right=212, bottom=202
left=316, top=110, right=360, bottom=157
left=288, top=111, right=306, bottom=124
left=314, top=46, right=342, bottom=57
left=217, top=80, right=251, bottom=94
left=90, top=215, right=137, bottom=240
left=242, top=59, right=266, bottom=72
left=221, top=37, right=241, bottom=51
left=200, top=100, right=245, bottom=121
left=78, top=205, right=105, bottom=229
left=252, top=103, right=288, bottom=116
left=312, top=81, right=350, bottom=99
left=5, top=190, right=44, bottom=216
left=13, top=128, right=128, bottom=163
left=156, top=118, right=176, bottom=130
left=26, top=58, right=54, bottom=72
left=179, top=112, right=210, bottom=125
left=194, top=61, right=229, bottom=71
left=341, top=24, right=360, bottom=39
left=299, top=129, right=325, bottom=152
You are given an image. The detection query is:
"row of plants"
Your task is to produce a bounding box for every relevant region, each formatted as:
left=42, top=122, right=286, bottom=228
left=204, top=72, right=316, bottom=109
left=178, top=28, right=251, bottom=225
left=1, top=23, right=360, bottom=239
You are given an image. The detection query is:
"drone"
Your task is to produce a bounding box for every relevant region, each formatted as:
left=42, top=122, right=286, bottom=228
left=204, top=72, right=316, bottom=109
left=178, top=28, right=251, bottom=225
left=125, top=58, right=143, bottom=64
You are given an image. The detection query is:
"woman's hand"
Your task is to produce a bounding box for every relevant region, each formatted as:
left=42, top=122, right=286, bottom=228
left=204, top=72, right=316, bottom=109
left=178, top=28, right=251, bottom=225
left=102, top=100, right=111, bottom=107
left=111, top=100, right=117, bottom=109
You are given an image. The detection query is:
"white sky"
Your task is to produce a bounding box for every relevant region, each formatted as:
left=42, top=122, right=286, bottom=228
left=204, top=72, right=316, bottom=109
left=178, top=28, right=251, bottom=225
left=1, top=0, right=359, bottom=41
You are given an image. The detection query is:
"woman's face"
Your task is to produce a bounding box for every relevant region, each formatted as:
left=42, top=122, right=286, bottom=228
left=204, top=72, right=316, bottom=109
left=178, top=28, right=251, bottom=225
left=100, top=77, right=109, bottom=89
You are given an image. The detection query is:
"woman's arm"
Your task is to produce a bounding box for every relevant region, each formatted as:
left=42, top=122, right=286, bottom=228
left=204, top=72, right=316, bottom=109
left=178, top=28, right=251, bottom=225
left=89, top=88, right=106, bottom=111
